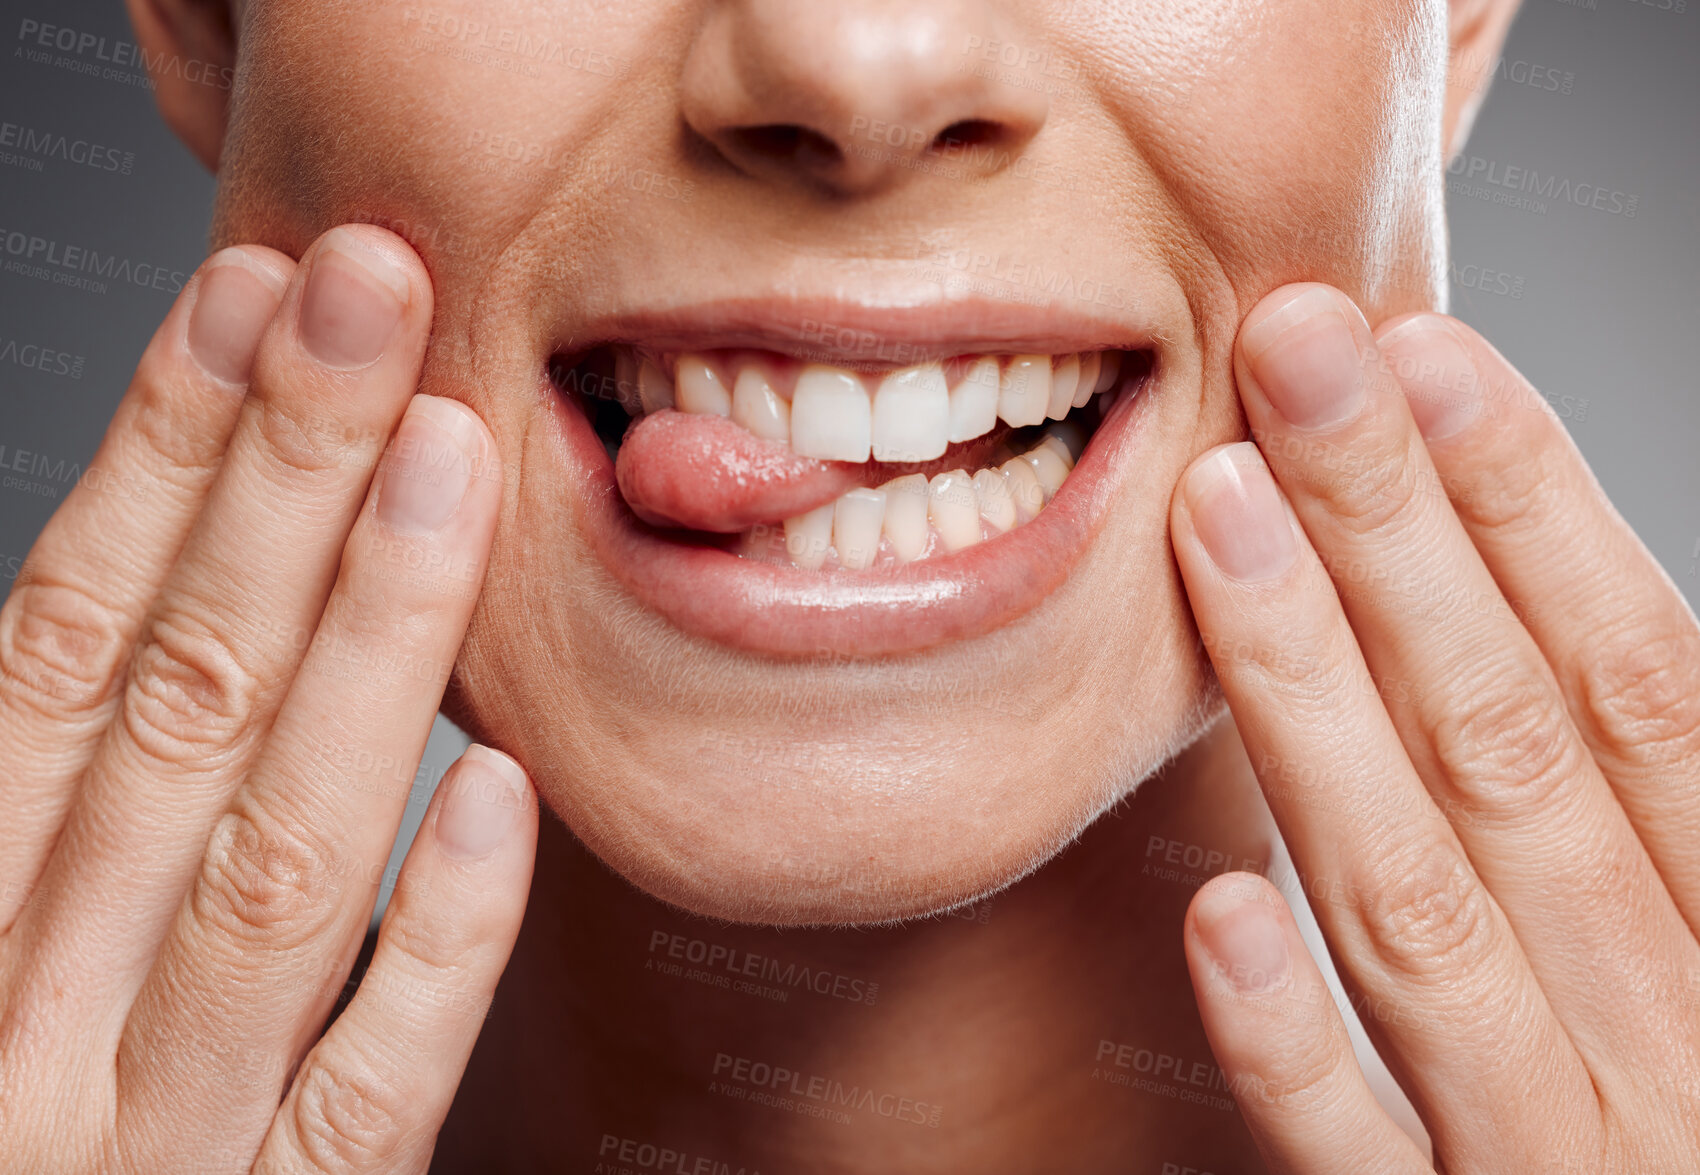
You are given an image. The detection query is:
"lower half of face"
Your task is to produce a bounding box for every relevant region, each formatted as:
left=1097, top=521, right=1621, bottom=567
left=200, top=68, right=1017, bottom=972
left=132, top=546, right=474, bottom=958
left=221, top=0, right=1448, bottom=924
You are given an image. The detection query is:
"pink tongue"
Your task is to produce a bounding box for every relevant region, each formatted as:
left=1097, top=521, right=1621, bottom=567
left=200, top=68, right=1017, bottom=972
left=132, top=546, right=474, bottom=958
left=615, top=409, right=864, bottom=532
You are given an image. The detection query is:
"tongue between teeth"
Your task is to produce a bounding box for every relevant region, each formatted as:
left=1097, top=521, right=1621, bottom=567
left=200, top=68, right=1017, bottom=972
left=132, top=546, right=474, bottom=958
left=601, top=348, right=1123, bottom=553
left=615, top=409, right=864, bottom=532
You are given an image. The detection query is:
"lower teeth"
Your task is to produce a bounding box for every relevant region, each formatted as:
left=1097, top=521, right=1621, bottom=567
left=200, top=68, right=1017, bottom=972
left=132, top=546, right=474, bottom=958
left=754, top=423, right=1084, bottom=571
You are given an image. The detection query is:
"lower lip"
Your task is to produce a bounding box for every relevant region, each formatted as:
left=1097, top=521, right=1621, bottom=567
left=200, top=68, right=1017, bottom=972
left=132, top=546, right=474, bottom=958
left=550, top=371, right=1158, bottom=657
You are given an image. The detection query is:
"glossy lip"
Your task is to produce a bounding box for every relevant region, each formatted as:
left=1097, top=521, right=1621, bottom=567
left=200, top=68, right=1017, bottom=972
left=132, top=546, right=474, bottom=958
left=548, top=297, right=1164, bottom=658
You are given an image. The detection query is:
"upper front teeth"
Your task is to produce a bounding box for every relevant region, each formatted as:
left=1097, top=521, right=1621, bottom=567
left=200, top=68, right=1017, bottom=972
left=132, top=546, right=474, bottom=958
left=607, top=349, right=1124, bottom=463
left=791, top=367, right=871, bottom=461
left=870, top=363, right=949, bottom=462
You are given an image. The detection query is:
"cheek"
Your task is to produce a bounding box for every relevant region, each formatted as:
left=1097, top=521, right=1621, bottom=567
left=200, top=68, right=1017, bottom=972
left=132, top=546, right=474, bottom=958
left=1091, top=0, right=1449, bottom=312
left=218, top=2, right=645, bottom=258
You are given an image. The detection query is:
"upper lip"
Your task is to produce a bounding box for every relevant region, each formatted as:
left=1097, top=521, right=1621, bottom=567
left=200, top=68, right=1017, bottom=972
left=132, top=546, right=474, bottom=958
left=550, top=293, right=1159, bottom=369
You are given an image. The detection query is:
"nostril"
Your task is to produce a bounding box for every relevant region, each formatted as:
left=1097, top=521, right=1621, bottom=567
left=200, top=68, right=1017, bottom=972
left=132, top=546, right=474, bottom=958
left=730, top=124, right=844, bottom=168
left=932, top=119, right=1004, bottom=153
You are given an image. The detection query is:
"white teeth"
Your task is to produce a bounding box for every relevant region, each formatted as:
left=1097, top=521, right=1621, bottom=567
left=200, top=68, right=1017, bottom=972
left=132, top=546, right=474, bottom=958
left=927, top=470, right=982, bottom=552
left=1000, top=456, right=1046, bottom=522
left=972, top=468, right=1017, bottom=533
left=947, top=356, right=1000, bottom=443
left=881, top=473, right=931, bottom=563
left=1022, top=444, right=1070, bottom=500
left=998, top=354, right=1050, bottom=428
left=775, top=420, right=1102, bottom=570
left=871, top=362, right=950, bottom=463
left=731, top=366, right=791, bottom=442
left=1046, top=354, right=1079, bottom=420
left=791, top=366, right=872, bottom=462
left=1045, top=421, right=1086, bottom=464
left=833, top=487, right=886, bottom=570
left=1037, top=433, right=1075, bottom=472
left=676, top=355, right=731, bottom=416
left=1094, top=349, right=1121, bottom=395
left=642, top=346, right=1134, bottom=568
left=1072, top=352, right=1101, bottom=409
left=637, top=358, right=674, bottom=413
left=783, top=503, right=835, bottom=571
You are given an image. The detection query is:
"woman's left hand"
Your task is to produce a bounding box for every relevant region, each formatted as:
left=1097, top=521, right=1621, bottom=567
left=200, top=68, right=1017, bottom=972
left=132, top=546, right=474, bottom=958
left=1170, top=282, right=1700, bottom=1173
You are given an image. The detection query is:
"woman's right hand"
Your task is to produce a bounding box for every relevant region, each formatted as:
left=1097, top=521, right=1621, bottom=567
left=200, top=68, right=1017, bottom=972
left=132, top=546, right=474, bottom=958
left=0, top=224, right=538, bottom=1173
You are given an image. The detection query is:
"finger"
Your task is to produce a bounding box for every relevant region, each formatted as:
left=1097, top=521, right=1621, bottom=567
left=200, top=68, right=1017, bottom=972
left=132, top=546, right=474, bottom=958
left=19, top=226, right=430, bottom=985
left=1170, top=443, right=1602, bottom=1171
left=1378, top=313, right=1700, bottom=935
left=1184, top=873, right=1431, bottom=1175
left=1233, top=284, right=1696, bottom=1067
left=250, top=747, right=535, bottom=1175
left=0, top=246, right=290, bottom=932
left=121, top=395, right=502, bottom=1158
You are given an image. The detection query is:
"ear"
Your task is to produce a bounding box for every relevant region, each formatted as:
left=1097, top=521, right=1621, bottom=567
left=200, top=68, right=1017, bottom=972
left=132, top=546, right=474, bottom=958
left=1443, top=0, right=1524, bottom=161
left=124, top=0, right=237, bottom=171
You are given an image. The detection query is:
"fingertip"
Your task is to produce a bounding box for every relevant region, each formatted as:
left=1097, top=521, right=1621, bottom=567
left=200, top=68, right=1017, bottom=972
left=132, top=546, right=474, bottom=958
left=1188, top=872, right=1295, bottom=996
left=1372, top=313, right=1490, bottom=442
left=202, top=244, right=293, bottom=296
left=185, top=249, right=294, bottom=386
left=432, top=744, right=535, bottom=863
left=315, top=223, right=431, bottom=306
left=1238, top=282, right=1365, bottom=361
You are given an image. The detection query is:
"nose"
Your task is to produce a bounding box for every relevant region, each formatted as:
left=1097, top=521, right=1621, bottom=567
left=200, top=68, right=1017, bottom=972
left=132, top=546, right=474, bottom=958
left=680, top=0, right=1049, bottom=196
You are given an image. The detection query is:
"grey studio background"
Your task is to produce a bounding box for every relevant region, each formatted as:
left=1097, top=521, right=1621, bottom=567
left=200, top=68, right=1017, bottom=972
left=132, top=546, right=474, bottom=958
left=2, top=0, right=1697, bottom=930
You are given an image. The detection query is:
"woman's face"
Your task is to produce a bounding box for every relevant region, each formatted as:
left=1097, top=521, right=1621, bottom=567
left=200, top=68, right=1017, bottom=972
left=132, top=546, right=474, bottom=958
left=211, top=0, right=1456, bottom=923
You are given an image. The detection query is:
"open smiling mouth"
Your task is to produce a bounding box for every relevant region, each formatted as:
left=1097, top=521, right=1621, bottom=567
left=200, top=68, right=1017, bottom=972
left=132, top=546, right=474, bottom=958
left=544, top=315, right=1161, bottom=658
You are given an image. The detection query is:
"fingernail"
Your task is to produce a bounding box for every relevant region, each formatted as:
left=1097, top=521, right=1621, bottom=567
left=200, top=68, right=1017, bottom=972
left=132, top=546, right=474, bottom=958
left=1241, top=286, right=1368, bottom=430
left=1380, top=315, right=1483, bottom=442
left=186, top=251, right=287, bottom=385
left=1194, top=884, right=1290, bottom=994
left=376, top=396, right=484, bottom=533
left=299, top=227, right=409, bottom=368
left=435, top=745, right=528, bottom=861
left=1185, top=444, right=1297, bottom=582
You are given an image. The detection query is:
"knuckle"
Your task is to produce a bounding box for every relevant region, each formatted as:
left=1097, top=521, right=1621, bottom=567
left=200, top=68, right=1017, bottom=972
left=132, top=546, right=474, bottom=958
left=288, top=1052, right=408, bottom=1174
left=1238, top=1022, right=1353, bottom=1115
left=128, top=354, right=231, bottom=477
left=244, top=391, right=375, bottom=484
left=381, top=905, right=486, bottom=981
left=192, top=808, right=346, bottom=953
left=121, top=609, right=263, bottom=763
left=0, top=575, right=128, bottom=718
left=1451, top=435, right=1560, bottom=535
left=1430, top=667, right=1586, bottom=815
left=1575, top=621, right=1700, bottom=769
left=1202, top=604, right=1360, bottom=708
left=1281, top=430, right=1423, bottom=539
left=1358, top=838, right=1497, bottom=980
